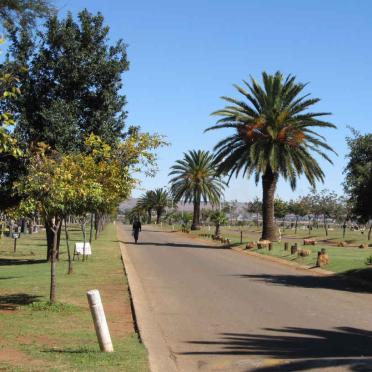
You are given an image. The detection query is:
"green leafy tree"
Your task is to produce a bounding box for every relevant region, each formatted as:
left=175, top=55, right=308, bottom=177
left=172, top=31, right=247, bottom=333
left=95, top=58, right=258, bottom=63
left=14, top=147, right=74, bottom=303
left=336, top=196, right=353, bottom=239
left=0, top=37, right=24, bottom=211
left=274, top=198, right=288, bottom=227
left=0, top=0, right=54, bottom=32
left=169, top=150, right=225, bottom=230
left=206, top=71, right=336, bottom=240
left=246, top=197, right=262, bottom=227
left=344, top=129, right=372, bottom=239
left=8, top=9, right=129, bottom=151
left=311, top=189, right=339, bottom=236
left=288, top=197, right=309, bottom=234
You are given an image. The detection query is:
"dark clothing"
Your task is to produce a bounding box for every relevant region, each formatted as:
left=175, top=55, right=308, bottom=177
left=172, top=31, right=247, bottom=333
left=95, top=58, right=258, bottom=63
left=132, top=221, right=142, bottom=243
left=132, top=221, right=141, bottom=232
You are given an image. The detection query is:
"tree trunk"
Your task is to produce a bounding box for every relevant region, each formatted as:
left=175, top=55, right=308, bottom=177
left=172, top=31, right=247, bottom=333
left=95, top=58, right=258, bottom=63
left=156, top=210, right=161, bottom=224
left=256, top=212, right=259, bottom=227
left=323, top=214, right=328, bottom=236
left=215, top=223, right=220, bottom=237
left=89, top=213, right=94, bottom=244
left=368, top=223, right=372, bottom=241
left=50, top=218, right=62, bottom=304
left=191, top=199, right=201, bottom=230
left=81, top=219, right=87, bottom=262
left=45, top=219, right=53, bottom=261
left=295, top=216, right=298, bottom=234
left=28, top=218, right=33, bottom=234
left=147, top=209, right=152, bottom=224
left=342, top=218, right=347, bottom=239
left=64, top=218, right=73, bottom=274
left=56, top=222, right=62, bottom=261
left=94, top=213, right=99, bottom=240
left=21, top=218, right=26, bottom=233
left=261, top=168, right=278, bottom=241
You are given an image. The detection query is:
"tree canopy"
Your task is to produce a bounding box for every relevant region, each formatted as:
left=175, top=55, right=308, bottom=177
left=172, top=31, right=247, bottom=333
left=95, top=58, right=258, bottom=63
left=7, top=9, right=129, bottom=152
left=206, top=71, right=336, bottom=240
left=344, top=129, right=372, bottom=223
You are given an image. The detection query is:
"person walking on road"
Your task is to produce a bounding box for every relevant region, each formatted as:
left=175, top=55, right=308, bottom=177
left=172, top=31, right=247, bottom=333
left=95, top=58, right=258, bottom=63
left=132, top=219, right=142, bottom=244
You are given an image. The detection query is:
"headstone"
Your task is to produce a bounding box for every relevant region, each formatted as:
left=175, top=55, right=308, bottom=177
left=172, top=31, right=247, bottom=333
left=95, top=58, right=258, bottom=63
left=75, top=242, right=92, bottom=256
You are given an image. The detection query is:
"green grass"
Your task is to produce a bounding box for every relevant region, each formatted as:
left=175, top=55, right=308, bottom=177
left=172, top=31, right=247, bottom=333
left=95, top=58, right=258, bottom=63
left=0, top=223, right=149, bottom=372
left=248, top=242, right=372, bottom=273
left=159, top=222, right=372, bottom=275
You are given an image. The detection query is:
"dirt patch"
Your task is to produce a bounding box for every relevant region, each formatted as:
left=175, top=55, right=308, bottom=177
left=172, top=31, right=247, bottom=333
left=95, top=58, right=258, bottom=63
left=0, top=348, right=46, bottom=366
left=98, top=280, right=134, bottom=337
left=17, top=335, right=55, bottom=346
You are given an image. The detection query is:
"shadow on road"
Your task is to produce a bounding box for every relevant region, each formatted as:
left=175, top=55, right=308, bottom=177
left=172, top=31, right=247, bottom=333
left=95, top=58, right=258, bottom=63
left=182, top=327, right=372, bottom=371
left=232, top=273, right=372, bottom=294
left=0, top=293, right=41, bottom=310
left=117, top=240, right=223, bottom=249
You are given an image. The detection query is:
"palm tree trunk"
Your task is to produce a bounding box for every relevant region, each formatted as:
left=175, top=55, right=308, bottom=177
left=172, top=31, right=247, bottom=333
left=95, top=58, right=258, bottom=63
left=147, top=209, right=152, bottom=224
left=215, top=223, right=220, bottom=237
left=156, top=209, right=161, bottom=224
left=191, top=199, right=201, bottom=230
left=261, top=168, right=278, bottom=241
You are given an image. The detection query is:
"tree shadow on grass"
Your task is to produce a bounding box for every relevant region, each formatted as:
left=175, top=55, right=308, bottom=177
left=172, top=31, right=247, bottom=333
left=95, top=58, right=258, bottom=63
left=0, top=293, right=41, bottom=310
left=231, top=273, right=372, bottom=294
left=0, top=258, right=47, bottom=266
left=43, top=346, right=97, bottom=354
left=182, top=327, right=372, bottom=371
left=0, top=276, right=21, bottom=280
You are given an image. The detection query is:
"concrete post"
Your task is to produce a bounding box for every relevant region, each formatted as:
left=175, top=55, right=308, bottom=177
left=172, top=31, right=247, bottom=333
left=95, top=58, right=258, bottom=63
left=86, top=289, right=114, bottom=352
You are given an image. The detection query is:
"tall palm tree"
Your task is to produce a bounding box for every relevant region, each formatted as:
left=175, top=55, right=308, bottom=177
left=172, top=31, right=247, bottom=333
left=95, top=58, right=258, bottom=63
left=136, top=190, right=156, bottom=224
left=152, top=188, right=170, bottom=224
left=206, top=71, right=336, bottom=241
left=169, top=150, right=225, bottom=230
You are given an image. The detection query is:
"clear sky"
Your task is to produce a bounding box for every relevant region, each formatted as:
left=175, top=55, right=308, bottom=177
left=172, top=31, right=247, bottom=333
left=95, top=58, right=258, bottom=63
left=55, top=0, right=372, bottom=201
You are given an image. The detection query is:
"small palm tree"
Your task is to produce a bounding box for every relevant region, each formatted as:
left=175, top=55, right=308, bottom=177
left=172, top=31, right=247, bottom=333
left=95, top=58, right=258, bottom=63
left=152, top=188, right=170, bottom=224
left=210, top=211, right=228, bottom=238
left=206, top=71, right=336, bottom=240
left=246, top=197, right=262, bottom=227
left=136, top=190, right=156, bottom=224
left=169, top=150, right=225, bottom=230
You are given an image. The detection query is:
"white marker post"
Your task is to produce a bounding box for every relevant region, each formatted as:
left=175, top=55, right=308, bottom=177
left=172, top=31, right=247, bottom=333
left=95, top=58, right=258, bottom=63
left=86, top=289, right=114, bottom=352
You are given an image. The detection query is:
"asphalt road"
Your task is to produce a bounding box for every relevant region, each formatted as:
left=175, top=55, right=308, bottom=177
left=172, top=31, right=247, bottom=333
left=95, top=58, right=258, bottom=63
left=118, top=224, right=372, bottom=372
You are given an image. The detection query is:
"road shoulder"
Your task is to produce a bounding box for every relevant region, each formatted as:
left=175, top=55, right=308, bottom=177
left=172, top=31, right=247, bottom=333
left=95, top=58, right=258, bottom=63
left=117, top=223, right=178, bottom=372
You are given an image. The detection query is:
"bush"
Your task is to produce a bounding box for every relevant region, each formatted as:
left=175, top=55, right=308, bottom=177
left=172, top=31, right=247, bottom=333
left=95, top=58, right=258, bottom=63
left=365, top=256, right=372, bottom=266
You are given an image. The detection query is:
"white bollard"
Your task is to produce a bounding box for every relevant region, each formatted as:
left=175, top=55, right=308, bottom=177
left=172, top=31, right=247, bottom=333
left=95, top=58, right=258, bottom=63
left=86, top=289, right=114, bottom=352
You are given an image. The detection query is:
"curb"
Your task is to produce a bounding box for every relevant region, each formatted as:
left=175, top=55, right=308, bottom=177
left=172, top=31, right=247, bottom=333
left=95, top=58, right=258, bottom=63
left=117, top=224, right=178, bottom=372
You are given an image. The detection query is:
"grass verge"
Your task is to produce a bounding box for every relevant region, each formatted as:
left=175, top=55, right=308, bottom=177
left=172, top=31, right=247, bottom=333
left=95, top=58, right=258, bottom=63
left=0, top=223, right=149, bottom=371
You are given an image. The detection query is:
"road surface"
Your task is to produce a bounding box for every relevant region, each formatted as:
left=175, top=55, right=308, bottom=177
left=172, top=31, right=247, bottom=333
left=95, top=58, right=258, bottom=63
left=118, top=224, right=372, bottom=371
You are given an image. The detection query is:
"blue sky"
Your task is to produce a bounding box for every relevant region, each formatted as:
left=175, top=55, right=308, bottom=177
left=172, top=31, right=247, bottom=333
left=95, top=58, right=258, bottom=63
left=55, top=0, right=371, bottom=201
